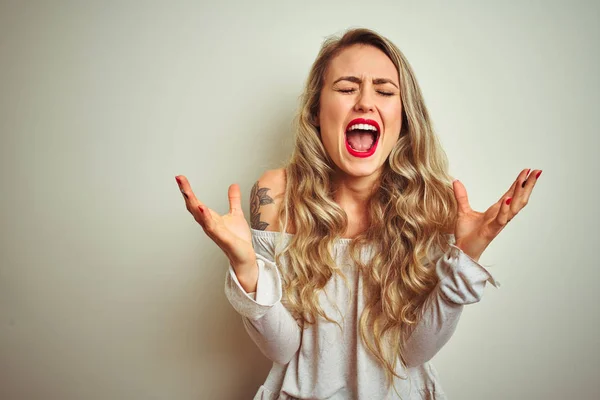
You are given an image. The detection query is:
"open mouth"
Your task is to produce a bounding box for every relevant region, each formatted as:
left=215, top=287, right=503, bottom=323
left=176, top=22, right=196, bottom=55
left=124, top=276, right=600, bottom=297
left=345, top=118, right=380, bottom=158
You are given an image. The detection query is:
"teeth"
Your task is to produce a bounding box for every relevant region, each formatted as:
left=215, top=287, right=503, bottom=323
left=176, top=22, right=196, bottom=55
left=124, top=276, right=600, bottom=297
left=348, top=123, right=378, bottom=132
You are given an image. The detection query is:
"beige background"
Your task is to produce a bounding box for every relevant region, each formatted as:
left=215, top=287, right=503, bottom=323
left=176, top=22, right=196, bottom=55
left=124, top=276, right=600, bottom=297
left=1, top=1, right=598, bottom=399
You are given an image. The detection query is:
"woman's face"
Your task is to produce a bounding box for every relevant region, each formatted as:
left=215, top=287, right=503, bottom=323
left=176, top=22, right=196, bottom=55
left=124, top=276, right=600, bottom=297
left=316, top=44, right=402, bottom=178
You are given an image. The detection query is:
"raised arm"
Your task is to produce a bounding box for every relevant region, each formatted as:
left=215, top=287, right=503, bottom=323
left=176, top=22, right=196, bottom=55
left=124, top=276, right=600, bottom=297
left=402, top=239, right=500, bottom=368
left=224, top=169, right=302, bottom=365
left=403, top=169, right=541, bottom=367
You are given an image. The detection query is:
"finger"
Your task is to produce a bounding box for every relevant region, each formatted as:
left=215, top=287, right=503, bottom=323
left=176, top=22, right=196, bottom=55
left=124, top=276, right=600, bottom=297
left=500, top=168, right=527, bottom=200
left=508, top=168, right=531, bottom=213
left=196, top=205, right=225, bottom=250
left=508, top=168, right=539, bottom=214
left=196, top=205, right=222, bottom=241
left=176, top=175, right=206, bottom=211
left=493, top=196, right=514, bottom=231
left=520, top=168, right=532, bottom=188
left=500, top=180, right=516, bottom=205
left=228, top=183, right=244, bottom=216
left=176, top=176, right=214, bottom=230
left=517, top=169, right=542, bottom=211
left=197, top=204, right=235, bottom=251
left=197, top=204, right=213, bottom=230
left=453, top=180, right=472, bottom=214
left=175, top=177, right=233, bottom=253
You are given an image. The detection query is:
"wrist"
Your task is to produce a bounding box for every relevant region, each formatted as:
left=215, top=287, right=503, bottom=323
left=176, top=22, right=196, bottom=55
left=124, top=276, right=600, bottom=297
left=454, top=239, right=489, bottom=262
left=232, top=259, right=258, bottom=293
left=454, top=241, right=482, bottom=263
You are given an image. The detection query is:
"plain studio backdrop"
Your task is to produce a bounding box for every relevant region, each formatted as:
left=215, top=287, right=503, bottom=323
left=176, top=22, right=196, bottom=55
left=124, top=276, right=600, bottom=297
left=0, top=1, right=598, bottom=399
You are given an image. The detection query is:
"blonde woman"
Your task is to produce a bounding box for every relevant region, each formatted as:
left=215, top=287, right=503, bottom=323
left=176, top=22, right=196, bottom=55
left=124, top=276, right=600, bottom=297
left=176, top=28, right=541, bottom=399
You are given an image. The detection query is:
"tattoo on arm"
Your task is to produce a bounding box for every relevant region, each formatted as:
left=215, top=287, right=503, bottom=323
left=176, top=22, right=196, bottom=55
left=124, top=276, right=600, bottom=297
left=250, top=181, right=274, bottom=230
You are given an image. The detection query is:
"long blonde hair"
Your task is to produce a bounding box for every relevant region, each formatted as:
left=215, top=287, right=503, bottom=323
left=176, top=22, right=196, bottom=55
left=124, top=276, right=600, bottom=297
left=275, top=28, right=458, bottom=386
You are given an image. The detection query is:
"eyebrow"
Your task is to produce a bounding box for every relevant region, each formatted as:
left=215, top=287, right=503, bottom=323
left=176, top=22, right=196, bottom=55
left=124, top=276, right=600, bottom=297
left=332, top=76, right=399, bottom=89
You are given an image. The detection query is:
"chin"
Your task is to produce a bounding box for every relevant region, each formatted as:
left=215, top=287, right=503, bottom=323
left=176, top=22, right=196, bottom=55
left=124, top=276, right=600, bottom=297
left=338, top=160, right=382, bottom=178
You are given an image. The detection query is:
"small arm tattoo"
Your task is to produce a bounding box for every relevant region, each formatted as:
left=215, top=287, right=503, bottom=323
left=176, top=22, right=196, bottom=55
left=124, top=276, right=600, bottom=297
left=250, top=181, right=274, bottom=230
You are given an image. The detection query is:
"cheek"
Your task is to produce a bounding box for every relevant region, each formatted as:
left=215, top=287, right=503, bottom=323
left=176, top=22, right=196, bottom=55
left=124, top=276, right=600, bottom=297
left=382, top=104, right=403, bottom=137
left=321, top=99, right=345, bottom=124
left=320, top=98, right=349, bottom=137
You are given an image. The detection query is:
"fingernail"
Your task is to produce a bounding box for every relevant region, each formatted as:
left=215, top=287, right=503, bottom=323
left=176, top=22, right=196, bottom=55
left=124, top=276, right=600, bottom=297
left=536, top=170, right=542, bottom=179
left=526, top=169, right=531, bottom=175
left=175, top=176, right=181, bottom=184
left=506, top=198, right=512, bottom=205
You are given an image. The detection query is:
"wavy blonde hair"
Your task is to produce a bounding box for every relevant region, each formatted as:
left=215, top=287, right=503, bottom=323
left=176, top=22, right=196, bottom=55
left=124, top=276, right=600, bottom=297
left=274, top=28, right=458, bottom=387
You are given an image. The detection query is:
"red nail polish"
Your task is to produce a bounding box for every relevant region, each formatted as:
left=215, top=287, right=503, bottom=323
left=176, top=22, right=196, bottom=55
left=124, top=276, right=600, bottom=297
left=506, top=198, right=512, bottom=205
left=536, top=171, right=542, bottom=179
left=526, top=169, right=531, bottom=175
left=176, top=176, right=181, bottom=184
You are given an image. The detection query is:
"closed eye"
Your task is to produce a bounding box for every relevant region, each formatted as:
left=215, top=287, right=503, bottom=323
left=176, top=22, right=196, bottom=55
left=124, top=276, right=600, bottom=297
left=336, top=88, right=396, bottom=97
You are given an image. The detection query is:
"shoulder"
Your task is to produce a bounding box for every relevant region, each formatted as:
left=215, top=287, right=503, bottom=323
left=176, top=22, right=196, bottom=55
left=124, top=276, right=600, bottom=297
left=250, top=168, right=286, bottom=232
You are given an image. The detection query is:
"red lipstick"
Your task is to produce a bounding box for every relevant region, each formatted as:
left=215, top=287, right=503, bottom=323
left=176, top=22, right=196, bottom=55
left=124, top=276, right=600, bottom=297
left=345, top=118, right=380, bottom=158
left=345, top=118, right=381, bottom=133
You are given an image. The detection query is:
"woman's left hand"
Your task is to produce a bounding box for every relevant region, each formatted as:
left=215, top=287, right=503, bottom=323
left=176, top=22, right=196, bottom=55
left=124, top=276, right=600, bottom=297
left=451, top=168, right=542, bottom=262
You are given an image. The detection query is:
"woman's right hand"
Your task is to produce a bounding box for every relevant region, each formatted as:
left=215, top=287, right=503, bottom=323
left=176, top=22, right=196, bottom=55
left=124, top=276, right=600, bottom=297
left=175, top=175, right=257, bottom=290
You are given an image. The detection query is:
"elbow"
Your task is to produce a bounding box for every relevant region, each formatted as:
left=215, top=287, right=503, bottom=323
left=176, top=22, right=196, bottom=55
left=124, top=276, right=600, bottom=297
left=271, top=347, right=299, bottom=365
left=403, top=353, right=434, bottom=369
left=264, top=331, right=301, bottom=365
left=258, top=338, right=300, bottom=365
left=242, top=317, right=301, bottom=365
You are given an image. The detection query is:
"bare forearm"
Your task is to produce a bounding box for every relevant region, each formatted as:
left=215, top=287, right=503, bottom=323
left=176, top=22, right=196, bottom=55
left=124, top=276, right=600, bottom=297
left=232, top=260, right=258, bottom=293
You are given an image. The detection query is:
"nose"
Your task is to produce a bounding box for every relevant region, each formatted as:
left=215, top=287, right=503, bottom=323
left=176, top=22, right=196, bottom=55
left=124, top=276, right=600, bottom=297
left=353, top=88, right=375, bottom=113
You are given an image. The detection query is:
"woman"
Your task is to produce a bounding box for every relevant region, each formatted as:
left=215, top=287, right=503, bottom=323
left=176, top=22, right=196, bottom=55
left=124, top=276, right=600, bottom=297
left=176, top=28, right=541, bottom=399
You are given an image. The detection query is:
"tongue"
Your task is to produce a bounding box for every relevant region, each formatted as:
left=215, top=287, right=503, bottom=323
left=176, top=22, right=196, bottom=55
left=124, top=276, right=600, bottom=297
left=346, top=130, right=375, bottom=151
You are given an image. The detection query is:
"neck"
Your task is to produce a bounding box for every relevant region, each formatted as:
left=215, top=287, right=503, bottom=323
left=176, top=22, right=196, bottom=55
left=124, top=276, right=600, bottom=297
left=331, top=167, right=381, bottom=211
